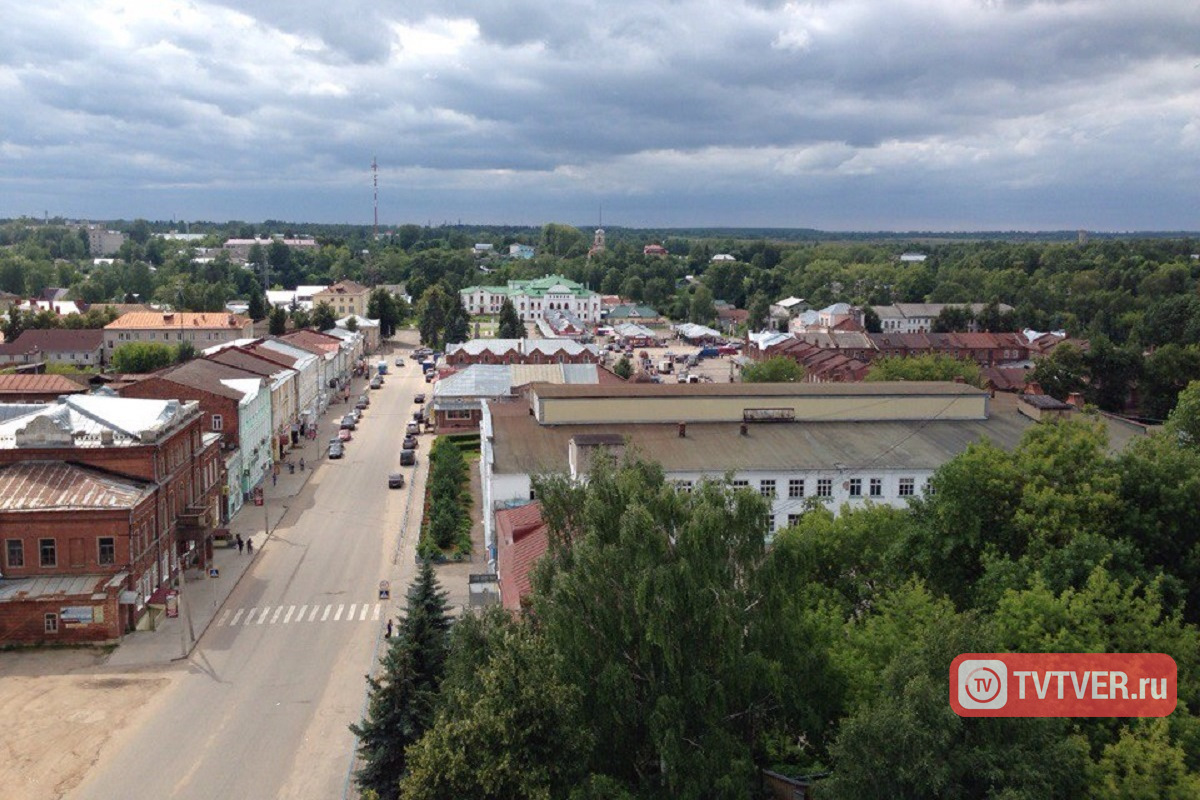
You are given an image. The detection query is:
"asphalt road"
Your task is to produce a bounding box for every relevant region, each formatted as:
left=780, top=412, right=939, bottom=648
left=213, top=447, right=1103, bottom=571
left=71, top=351, right=428, bottom=800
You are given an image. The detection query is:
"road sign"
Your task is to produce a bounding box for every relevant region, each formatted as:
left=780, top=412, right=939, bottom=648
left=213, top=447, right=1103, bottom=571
left=379, top=580, right=390, bottom=600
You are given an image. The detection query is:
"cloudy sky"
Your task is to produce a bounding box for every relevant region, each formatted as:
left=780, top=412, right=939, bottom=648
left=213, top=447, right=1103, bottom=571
left=2, top=1, right=1198, bottom=230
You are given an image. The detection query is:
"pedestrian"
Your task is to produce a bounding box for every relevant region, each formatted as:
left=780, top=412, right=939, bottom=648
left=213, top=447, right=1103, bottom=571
left=236, top=534, right=244, bottom=554
left=246, top=538, right=254, bottom=555
left=386, top=619, right=393, bottom=638
left=299, top=457, right=305, bottom=471
left=272, top=471, right=277, bottom=487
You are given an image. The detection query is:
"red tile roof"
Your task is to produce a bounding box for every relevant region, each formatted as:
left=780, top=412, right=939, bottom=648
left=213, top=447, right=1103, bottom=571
left=495, top=502, right=550, bottom=612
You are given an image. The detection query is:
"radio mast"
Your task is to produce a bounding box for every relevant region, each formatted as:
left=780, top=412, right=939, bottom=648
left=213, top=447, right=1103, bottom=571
left=372, top=156, right=379, bottom=240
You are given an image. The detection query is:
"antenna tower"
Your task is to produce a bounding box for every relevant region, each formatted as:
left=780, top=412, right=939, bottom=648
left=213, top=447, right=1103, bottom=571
left=372, top=156, right=379, bottom=240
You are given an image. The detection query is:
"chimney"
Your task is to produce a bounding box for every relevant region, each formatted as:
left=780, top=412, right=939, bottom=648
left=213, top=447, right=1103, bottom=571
left=678, top=422, right=686, bottom=438
left=740, top=423, right=748, bottom=436
left=1022, top=380, right=1044, bottom=396
left=1066, top=392, right=1085, bottom=408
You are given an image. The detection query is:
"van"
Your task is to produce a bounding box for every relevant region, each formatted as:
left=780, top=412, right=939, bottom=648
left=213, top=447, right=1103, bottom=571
left=658, top=359, right=673, bottom=374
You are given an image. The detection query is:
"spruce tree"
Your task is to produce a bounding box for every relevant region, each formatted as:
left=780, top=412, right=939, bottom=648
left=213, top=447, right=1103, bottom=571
left=497, top=297, right=524, bottom=339
left=350, top=560, right=450, bottom=800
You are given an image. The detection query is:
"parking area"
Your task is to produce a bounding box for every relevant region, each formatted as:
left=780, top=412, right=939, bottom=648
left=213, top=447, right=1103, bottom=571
left=602, top=338, right=744, bottom=383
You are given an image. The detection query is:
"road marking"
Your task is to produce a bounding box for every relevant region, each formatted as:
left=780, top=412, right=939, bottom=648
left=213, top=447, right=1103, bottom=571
left=334, top=604, right=345, bottom=621
left=320, top=605, right=331, bottom=622
left=372, top=603, right=381, bottom=621
left=217, top=609, right=231, bottom=626
left=229, top=609, right=244, bottom=626
left=285, top=605, right=298, bottom=624
left=309, top=605, right=320, bottom=622
left=347, top=603, right=357, bottom=621
left=257, top=608, right=270, bottom=624
left=270, top=606, right=284, bottom=624
left=359, top=604, right=369, bottom=621
left=243, top=607, right=258, bottom=626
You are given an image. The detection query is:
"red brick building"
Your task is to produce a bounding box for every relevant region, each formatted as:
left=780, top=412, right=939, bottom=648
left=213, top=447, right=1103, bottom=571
left=445, top=339, right=602, bottom=367
left=117, top=359, right=261, bottom=447
left=494, top=502, right=549, bottom=612
left=0, top=396, right=223, bottom=645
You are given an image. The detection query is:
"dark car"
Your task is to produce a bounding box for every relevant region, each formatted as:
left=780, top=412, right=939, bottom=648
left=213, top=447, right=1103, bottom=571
left=357, top=394, right=370, bottom=406
left=355, top=399, right=368, bottom=411
left=328, top=442, right=344, bottom=459
left=400, top=449, right=416, bottom=466
left=340, top=415, right=356, bottom=430
left=388, top=472, right=405, bottom=488
left=403, top=435, right=418, bottom=449
left=414, top=393, right=426, bottom=404
left=370, top=377, right=383, bottom=390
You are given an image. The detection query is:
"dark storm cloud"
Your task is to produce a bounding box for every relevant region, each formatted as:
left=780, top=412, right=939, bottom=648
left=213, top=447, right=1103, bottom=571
left=0, top=0, right=1197, bottom=228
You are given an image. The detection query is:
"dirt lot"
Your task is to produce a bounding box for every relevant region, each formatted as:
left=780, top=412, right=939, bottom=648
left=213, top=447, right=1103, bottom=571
left=0, top=649, right=179, bottom=800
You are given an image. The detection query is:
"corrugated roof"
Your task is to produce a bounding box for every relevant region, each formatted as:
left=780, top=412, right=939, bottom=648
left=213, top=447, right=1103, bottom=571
left=6, top=329, right=105, bottom=351
left=0, top=461, right=153, bottom=511
left=0, top=374, right=87, bottom=395
left=0, top=573, right=120, bottom=602
left=0, top=395, right=196, bottom=448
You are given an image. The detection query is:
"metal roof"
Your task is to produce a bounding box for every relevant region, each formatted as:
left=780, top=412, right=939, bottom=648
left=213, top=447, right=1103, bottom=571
left=0, top=461, right=153, bottom=511
left=530, top=381, right=984, bottom=400
left=0, top=573, right=123, bottom=602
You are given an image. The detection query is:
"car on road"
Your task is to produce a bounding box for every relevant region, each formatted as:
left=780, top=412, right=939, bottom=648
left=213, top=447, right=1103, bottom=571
left=340, top=415, right=356, bottom=430
left=328, top=441, right=344, bottom=459
left=394, top=357, right=404, bottom=366
left=388, top=472, right=405, bottom=489
left=414, top=393, right=426, bottom=404
left=338, top=428, right=353, bottom=442
left=402, top=435, right=418, bottom=449
left=400, top=449, right=417, bottom=466
left=370, top=377, right=383, bottom=390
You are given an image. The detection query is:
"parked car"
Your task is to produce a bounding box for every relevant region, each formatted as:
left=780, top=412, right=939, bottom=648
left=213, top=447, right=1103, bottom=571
left=358, top=394, right=370, bottom=406
left=370, top=377, right=383, bottom=390
left=394, top=357, right=404, bottom=366
left=355, top=399, right=368, bottom=411
left=388, top=472, right=405, bottom=489
left=414, top=393, right=426, bottom=404
left=400, top=449, right=417, bottom=466
left=406, top=421, right=420, bottom=436
left=338, top=428, right=353, bottom=441
left=329, top=442, right=344, bottom=459
left=403, top=435, right=418, bottom=449
left=340, top=415, right=356, bottom=430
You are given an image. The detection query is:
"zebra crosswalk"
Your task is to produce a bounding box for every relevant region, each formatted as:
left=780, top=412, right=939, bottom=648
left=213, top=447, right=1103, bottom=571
left=215, top=602, right=384, bottom=628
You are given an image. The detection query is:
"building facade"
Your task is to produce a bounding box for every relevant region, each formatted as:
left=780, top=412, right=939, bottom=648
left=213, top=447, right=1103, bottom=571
left=104, top=312, right=253, bottom=355
left=312, top=280, right=371, bottom=319
left=460, top=275, right=602, bottom=323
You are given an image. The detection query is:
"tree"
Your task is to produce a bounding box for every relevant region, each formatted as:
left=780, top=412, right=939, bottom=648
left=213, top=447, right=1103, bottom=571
left=497, top=298, right=524, bottom=339
left=310, top=301, right=336, bottom=332
left=931, top=305, right=975, bottom=333
left=2, top=306, right=25, bottom=342
left=742, top=355, right=805, bottom=383
left=247, top=290, right=267, bottom=321
left=111, top=342, right=178, bottom=373
left=1094, top=719, right=1200, bottom=800
left=689, top=284, right=716, bottom=324
left=1140, top=345, right=1200, bottom=421
left=612, top=356, right=632, bottom=379
left=350, top=560, right=450, bottom=800
left=865, top=353, right=981, bottom=386
left=418, top=284, right=448, bottom=348
left=290, top=308, right=311, bottom=330
left=747, top=292, right=772, bottom=330
left=1084, top=336, right=1141, bottom=412
left=400, top=612, right=591, bottom=800
left=444, top=293, right=469, bottom=345
left=1030, top=342, right=1087, bottom=400
left=528, top=455, right=798, bottom=797
left=175, top=341, right=196, bottom=363
left=268, top=305, right=287, bottom=336
left=1164, top=380, right=1200, bottom=448
left=367, top=289, right=400, bottom=338
left=861, top=305, right=882, bottom=333
left=345, top=315, right=359, bottom=333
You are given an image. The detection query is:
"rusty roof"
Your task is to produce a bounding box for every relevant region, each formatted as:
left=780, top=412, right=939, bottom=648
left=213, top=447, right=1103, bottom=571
left=6, top=329, right=104, bottom=351
left=0, top=374, right=87, bottom=395
left=0, top=461, right=153, bottom=511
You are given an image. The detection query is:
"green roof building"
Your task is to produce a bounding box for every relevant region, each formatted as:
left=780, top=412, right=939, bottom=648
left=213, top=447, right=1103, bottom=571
left=461, top=275, right=602, bottom=323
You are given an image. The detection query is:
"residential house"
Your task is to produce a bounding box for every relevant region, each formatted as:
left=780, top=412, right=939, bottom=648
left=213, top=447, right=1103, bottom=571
left=872, top=303, right=1015, bottom=334
left=604, top=304, right=663, bottom=325
left=221, top=236, right=318, bottom=263
left=0, top=329, right=105, bottom=368
left=203, top=347, right=299, bottom=460
left=0, top=374, right=87, bottom=403
left=104, top=311, right=253, bottom=355
left=335, top=315, right=380, bottom=352
left=769, top=297, right=807, bottom=323
left=0, top=396, right=223, bottom=644
left=312, top=280, right=371, bottom=319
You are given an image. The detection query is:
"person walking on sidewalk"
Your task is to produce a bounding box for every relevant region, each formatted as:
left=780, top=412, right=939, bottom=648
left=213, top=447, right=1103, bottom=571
left=246, top=537, right=254, bottom=555
left=386, top=619, right=393, bottom=638
left=236, top=534, right=244, bottom=554
left=300, top=457, right=305, bottom=472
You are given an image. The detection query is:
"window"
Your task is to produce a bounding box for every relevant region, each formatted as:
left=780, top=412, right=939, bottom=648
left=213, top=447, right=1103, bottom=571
left=787, top=513, right=802, bottom=527
left=675, top=480, right=693, bottom=493
left=730, top=479, right=749, bottom=489
left=212, top=414, right=223, bottom=432
left=817, top=478, right=832, bottom=497
left=39, top=538, right=56, bottom=568
left=788, top=478, right=805, bottom=498
left=759, top=479, right=776, bottom=498
left=869, top=478, right=883, bottom=497
left=6, top=539, right=24, bottom=567
left=44, top=613, right=59, bottom=634
left=98, top=537, right=116, bottom=566
left=899, top=477, right=915, bottom=497
left=848, top=478, right=862, bottom=497
left=446, top=409, right=473, bottom=420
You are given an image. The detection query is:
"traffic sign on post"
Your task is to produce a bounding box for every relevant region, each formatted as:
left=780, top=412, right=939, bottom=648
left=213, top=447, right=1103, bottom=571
left=378, top=580, right=390, bottom=600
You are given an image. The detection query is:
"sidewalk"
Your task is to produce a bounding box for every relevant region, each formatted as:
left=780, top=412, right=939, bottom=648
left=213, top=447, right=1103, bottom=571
left=103, top=375, right=372, bottom=668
